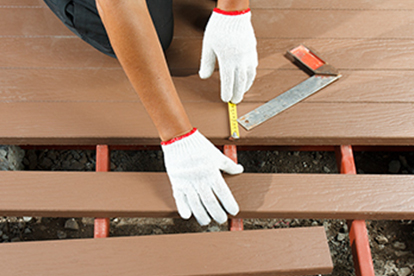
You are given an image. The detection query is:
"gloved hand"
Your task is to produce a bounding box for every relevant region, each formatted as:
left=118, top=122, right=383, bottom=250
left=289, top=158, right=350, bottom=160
left=199, top=8, right=258, bottom=104
left=161, top=128, right=243, bottom=226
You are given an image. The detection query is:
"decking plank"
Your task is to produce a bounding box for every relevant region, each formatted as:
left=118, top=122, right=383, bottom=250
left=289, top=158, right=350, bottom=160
left=6, top=0, right=414, bottom=12
left=3, top=7, right=414, bottom=40
left=248, top=70, right=414, bottom=104
left=0, top=171, right=414, bottom=220
left=0, top=69, right=138, bottom=103
left=0, top=101, right=413, bottom=146
left=0, top=37, right=118, bottom=68
left=173, top=9, right=414, bottom=39
left=0, top=0, right=413, bottom=146
left=2, top=69, right=414, bottom=104
left=0, top=0, right=45, bottom=6
left=236, top=102, right=414, bottom=146
left=175, top=0, right=414, bottom=10
left=0, top=7, right=72, bottom=36
left=3, top=37, right=414, bottom=70
left=167, top=38, right=414, bottom=70
left=0, top=102, right=413, bottom=145
left=250, top=0, right=414, bottom=10
left=0, top=227, right=332, bottom=276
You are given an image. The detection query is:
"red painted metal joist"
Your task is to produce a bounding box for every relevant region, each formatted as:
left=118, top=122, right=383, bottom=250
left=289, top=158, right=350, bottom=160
left=336, top=145, right=375, bottom=276
left=94, top=145, right=110, bottom=238
left=224, top=144, right=244, bottom=231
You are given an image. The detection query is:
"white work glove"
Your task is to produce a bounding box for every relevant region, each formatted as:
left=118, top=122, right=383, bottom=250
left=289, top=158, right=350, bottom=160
left=199, top=8, right=258, bottom=104
left=161, top=128, right=243, bottom=226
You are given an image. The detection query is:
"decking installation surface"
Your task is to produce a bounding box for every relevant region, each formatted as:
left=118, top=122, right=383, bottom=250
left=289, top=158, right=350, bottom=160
left=1, top=0, right=413, bottom=145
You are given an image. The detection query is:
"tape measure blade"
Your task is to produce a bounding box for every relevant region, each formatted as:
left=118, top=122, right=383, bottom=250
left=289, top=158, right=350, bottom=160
left=228, top=102, right=240, bottom=139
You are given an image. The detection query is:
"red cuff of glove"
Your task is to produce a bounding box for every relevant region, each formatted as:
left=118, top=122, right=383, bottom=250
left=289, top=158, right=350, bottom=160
left=213, top=8, right=251, bottom=16
left=161, top=128, right=197, bottom=146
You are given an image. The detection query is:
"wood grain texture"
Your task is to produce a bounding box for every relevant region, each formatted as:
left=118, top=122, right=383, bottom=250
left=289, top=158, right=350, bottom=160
left=245, top=70, right=414, bottom=104
left=0, top=69, right=138, bottom=103
left=1, top=171, right=414, bottom=220
left=0, top=227, right=332, bottom=276
left=3, top=37, right=414, bottom=70
left=173, top=8, right=414, bottom=39
left=236, top=102, right=414, bottom=146
left=175, top=0, right=414, bottom=10
left=250, top=0, right=414, bottom=10
left=0, top=37, right=118, bottom=68
left=0, top=0, right=45, bottom=7
left=0, top=7, right=72, bottom=36
left=0, top=0, right=413, bottom=145
left=167, top=38, right=414, bottom=70
left=4, top=6, right=414, bottom=39
left=2, top=69, right=414, bottom=104
left=0, top=101, right=413, bottom=145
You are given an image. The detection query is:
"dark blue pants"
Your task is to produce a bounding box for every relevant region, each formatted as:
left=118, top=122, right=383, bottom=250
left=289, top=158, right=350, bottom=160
left=44, top=0, right=174, bottom=57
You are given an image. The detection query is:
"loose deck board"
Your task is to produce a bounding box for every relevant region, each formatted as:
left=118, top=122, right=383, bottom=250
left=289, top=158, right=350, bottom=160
left=1, top=171, right=414, bottom=220
left=0, top=1, right=413, bottom=145
left=0, top=227, right=333, bottom=276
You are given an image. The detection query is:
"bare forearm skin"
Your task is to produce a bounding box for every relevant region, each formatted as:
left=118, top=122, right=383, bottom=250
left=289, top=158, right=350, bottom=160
left=96, top=0, right=192, bottom=141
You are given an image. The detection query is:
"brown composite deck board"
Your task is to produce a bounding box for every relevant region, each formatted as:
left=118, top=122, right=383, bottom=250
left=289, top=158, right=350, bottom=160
left=0, top=37, right=118, bottom=68
left=1, top=0, right=45, bottom=6
left=3, top=37, right=414, bottom=104
left=0, top=228, right=333, bottom=276
left=2, top=69, right=414, bottom=104
left=8, top=3, right=413, bottom=38
left=174, top=9, right=414, bottom=39
left=0, top=69, right=139, bottom=103
left=4, top=37, right=414, bottom=70
left=0, top=102, right=414, bottom=146
left=0, top=102, right=414, bottom=145
left=0, top=0, right=413, bottom=145
left=9, top=0, right=414, bottom=11
left=0, top=7, right=72, bottom=36
left=176, top=0, right=414, bottom=10
left=167, top=38, right=414, bottom=70
left=251, top=0, right=414, bottom=10
left=242, top=70, right=414, bottom=104
left=236, top=103, right=414, bottom=146
left=1, top=171, right=414, bottom=220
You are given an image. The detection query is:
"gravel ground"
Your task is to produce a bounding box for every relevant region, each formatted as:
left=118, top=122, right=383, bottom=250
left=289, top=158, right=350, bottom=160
left=1, top=146, right=414, bottom=275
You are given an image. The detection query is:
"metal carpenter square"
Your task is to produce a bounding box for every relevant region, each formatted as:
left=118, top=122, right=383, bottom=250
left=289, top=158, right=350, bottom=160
left=238, top=75, right=341, bottom=130
left=288, top=45, right=339, bottom=76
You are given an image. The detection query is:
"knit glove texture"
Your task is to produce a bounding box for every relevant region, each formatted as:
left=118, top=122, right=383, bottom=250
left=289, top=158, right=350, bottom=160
left=161, top=128, right=243, bottom=226
left=199, top=8, right=258, bottom=104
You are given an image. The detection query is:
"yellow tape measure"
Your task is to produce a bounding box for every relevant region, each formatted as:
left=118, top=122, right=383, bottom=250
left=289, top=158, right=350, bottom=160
left=228, top=102, right=240, bottom=140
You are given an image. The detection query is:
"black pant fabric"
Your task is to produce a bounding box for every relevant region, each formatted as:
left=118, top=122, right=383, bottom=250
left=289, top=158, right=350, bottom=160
left=44, top=0, right=174, bottom=57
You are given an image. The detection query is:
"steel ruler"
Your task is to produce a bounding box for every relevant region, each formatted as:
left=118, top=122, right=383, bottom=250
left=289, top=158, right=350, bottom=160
left=238, top=45, right=341, bottom=131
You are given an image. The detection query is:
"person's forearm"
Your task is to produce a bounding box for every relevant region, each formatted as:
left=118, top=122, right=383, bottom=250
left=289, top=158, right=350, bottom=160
left=217, top=0, right=249, bottom=11
left=96, top=0, right=192, bottom=141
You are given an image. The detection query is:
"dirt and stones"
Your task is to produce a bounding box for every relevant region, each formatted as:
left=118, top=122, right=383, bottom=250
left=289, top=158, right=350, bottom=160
left=1, top=147, right=414, bottom=275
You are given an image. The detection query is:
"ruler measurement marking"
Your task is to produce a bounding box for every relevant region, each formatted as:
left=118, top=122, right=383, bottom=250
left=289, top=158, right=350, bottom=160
left=228, top=102, right=240, bottom=140
left=238, top=75, right=341, bottom=130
